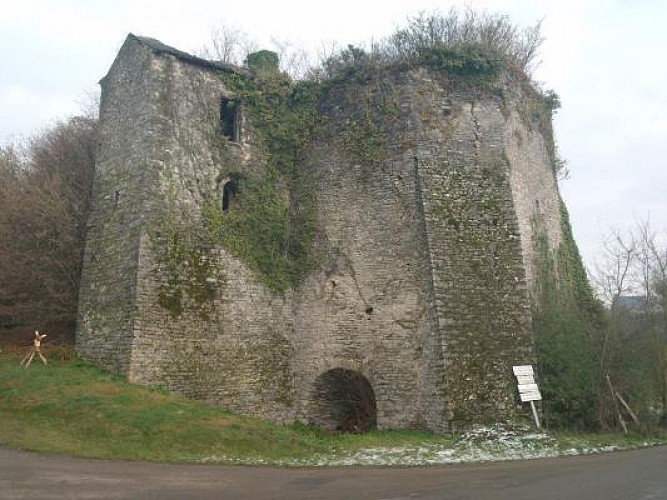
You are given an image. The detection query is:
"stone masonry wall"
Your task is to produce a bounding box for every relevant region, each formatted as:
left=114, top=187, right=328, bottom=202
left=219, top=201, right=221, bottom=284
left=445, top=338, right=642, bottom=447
left=76, top=38, right=156, bottom=375
left=292, top=145, right=438, bottom=430
left=78, top=36, right=565, bottom=432
left=123, top=40, right=296, bottom=421
left=503, top=85, right=563, bottom=292
left=291, top=69, right=548, bottom=431
left=408, top=72, right=536, bottom=428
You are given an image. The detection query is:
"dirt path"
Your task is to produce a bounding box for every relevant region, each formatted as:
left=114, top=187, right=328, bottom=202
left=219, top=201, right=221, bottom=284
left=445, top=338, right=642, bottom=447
left=1, top=445, right=665, bottom=499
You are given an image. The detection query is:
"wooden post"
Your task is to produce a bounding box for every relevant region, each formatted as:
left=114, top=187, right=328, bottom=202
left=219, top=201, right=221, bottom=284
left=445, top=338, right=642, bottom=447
left=530, top=401, right=541, bottom=428
left=615, top=391, right=640, bottom=426
left=606, top=373, right=629, bottom=433
left=513, top=365, right=542, bottom=429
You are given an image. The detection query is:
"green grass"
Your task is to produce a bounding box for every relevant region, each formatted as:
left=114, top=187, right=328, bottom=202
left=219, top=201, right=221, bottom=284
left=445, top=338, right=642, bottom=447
left=1, top=351, right=664, bottom=465
left=552, top=429, right=667, bottom=452
left=0, top=352, right=450, bottom=463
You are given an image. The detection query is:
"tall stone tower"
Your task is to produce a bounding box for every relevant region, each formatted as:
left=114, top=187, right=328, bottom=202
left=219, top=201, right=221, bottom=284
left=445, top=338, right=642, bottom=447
left=77, top=34, right=566, bottom=432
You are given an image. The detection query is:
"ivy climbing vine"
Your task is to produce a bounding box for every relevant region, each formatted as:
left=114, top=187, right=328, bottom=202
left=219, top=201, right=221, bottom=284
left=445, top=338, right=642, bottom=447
left=201, top=66, right=323, bottom=292
left=531, top=200, right=605, bottom=429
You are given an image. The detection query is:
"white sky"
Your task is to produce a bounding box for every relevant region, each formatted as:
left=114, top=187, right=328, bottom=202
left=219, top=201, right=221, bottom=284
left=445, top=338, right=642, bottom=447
left=1, top=0, right=666, bottom=271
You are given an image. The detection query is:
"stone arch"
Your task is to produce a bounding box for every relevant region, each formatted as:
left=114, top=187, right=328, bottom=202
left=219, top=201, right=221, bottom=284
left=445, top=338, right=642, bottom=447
left=310, top=368, right=377, bottom=432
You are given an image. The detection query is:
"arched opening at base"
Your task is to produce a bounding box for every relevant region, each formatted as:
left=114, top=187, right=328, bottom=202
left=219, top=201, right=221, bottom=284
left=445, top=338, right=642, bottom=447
left=311, top=368, right=377, bottom=433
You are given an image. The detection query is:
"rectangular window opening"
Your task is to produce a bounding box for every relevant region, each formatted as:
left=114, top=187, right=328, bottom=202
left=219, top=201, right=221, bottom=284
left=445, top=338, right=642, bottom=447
left=220, top=97, right=240, bottom=142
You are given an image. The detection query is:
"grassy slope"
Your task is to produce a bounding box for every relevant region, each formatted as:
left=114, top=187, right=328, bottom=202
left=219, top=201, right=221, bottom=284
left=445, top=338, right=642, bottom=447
left=1, top=352, right=665, bottom=465
left=0, top=352, right=451, bottom=463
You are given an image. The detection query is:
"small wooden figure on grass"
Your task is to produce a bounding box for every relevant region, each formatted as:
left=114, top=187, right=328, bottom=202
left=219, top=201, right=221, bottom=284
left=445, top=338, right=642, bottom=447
left=20, top=331, right=48, bottom=367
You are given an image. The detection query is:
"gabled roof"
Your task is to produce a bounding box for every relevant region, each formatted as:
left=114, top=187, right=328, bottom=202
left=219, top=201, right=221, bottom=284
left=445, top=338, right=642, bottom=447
left=129, top=34, right=241, bottom=74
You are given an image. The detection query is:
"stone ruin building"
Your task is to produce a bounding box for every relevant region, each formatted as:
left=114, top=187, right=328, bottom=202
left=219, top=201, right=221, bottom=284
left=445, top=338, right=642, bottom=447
left=76, top=33, right=569, bottom=432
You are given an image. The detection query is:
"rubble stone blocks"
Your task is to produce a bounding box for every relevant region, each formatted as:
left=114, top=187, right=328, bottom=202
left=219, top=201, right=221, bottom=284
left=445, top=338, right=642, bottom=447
left=76, top=34, right=566, bottom=432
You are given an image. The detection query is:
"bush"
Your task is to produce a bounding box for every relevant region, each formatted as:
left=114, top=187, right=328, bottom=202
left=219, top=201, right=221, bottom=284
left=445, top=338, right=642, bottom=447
left=246, top=50, right=280, bottom=73
left=320, top=8, right=542, bottom=82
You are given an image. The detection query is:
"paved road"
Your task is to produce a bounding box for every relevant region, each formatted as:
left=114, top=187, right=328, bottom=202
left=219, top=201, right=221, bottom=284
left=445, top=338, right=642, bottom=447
left=1, top=446, right=665, bottom=499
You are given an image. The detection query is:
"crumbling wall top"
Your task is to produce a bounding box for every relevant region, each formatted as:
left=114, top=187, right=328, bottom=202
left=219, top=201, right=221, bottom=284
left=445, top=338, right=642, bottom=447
left=128, top=33, right=243, bottom=75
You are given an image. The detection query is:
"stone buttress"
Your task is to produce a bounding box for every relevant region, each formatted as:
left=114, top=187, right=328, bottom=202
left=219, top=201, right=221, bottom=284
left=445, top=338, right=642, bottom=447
left=77, top=35, right=564, bottom=432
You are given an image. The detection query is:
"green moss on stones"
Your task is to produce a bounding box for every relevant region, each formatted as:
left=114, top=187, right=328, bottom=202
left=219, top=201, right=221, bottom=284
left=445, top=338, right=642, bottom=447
left=207, top=72, right=322, bottom=292
left=150, top=217, right=220, bottom=320
left=339, top=81, right=402, bottom=173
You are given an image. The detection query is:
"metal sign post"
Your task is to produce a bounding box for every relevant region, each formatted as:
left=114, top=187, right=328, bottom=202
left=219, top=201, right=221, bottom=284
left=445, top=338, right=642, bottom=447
left=512, top=365, right=541, bottom=428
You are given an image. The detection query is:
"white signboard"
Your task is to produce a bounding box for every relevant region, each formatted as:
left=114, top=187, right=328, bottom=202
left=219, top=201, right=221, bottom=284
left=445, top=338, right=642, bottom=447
left=513, top=365, right=542, bottom=428
left=513, top=365, right=542, bottom=401
left=516, top=375, right=535, bottom=386
left=512, top=365, right=534, bottom=376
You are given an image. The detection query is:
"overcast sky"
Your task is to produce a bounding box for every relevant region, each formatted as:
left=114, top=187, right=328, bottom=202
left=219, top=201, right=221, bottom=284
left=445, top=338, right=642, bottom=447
left=1, top=0, right=665, bottom=271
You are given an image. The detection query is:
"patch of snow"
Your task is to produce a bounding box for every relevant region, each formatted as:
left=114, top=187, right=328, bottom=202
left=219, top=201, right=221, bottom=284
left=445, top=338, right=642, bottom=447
left=190, top=423, right=663, bottom=467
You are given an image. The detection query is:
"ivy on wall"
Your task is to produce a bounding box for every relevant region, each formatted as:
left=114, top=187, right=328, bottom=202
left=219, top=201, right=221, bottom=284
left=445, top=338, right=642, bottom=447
left=331, top=79, right=403, bottom=174
left=201, top=69, right=323, bottom=292
left=150, top=36, right=558, bottom=309
left=532, top=200, right=605, bottom=429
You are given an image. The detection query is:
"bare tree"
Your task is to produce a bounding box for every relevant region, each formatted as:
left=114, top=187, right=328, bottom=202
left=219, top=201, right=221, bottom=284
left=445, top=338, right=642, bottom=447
left=594, top=230, right=637, bottom=305
left=270, top=37, right=314, bottom=80
left=592, top=230, right=636, bottom=427
left=592, top=220, right=667, bottom=427
left=387, top=7, right=543, bottom=74
left=304, top=40, right=341, bottom=81
left=635, top=221, right=667, bottom=424
left=0, top=117, right=98, bottom=341
left=200, top=23, right=316, bottom=79
left=199, top=22, right=258, bottom=66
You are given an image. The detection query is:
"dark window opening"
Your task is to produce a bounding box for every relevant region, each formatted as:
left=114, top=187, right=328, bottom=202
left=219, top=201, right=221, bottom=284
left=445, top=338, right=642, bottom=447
left=219, top=97, right=240, bottom=141
left=220, top=178, right=239, bottom=211
left=311, top=368, right=377, bottom=433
